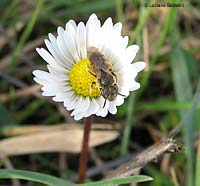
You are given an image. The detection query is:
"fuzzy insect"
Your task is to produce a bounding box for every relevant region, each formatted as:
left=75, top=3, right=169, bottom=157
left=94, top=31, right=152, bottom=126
left=87, top=47, right=124, bottom=107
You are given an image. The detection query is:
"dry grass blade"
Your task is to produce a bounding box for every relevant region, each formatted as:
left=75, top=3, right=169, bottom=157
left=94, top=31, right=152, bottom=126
left=107, top=138, right=180, bottom=178
left=2, top=123, right=121, bottom=136
left=0, top=85, right=41, bottom=102
left=0, top=128, right=119, bottom=155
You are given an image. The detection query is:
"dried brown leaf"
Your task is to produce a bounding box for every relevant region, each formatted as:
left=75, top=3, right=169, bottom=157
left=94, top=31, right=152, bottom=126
left=2, top=123, right=121, bottom=136
left=0, top=129, right=119, bottom=155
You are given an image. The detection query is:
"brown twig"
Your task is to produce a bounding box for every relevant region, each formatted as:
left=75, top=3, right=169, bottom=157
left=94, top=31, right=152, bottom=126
left=89, top=148, right=104, bottom=167
left=70, top=137, right=180, bottom=182
left=107, top=137, right=180, bottom=178
left=57, top=104, right=75, bottom=123
left=78, top=116, right=92, bottom=183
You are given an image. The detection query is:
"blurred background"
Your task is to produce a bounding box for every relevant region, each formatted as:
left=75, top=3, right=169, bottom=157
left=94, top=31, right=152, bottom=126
left=0, top=0, right=200, bottom=186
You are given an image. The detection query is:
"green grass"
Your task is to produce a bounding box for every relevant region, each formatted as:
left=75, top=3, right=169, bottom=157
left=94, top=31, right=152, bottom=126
left=8, top=0, right=43, bottom=74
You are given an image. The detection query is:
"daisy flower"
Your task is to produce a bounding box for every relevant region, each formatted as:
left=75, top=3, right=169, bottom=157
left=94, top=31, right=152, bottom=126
left=33, top=13, right=145, bottom=120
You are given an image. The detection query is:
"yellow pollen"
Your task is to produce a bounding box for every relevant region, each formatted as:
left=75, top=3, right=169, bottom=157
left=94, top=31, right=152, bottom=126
left=69, top=58, right=100, bottom=97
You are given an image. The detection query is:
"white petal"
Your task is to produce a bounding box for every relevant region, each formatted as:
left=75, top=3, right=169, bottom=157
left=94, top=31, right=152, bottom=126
left=108, top=103, right=117, bottom=114
left=70, top=96, right=83, bottom=116
left=99, top=18, right=113, bottom=49
left=98, top=108, right=108, bottom=117
left=121, top=45, right=139, bottom=64
left=33, top=77, right=47, bottom=85
left=129, top=81, right=140, bottom=91
left=57, top=26, right=64, bottom=36
left=113, top=22, right=122, bottom=35
left=36, top=48, right=65, bottom=71
left=102, top=17, right=113, bottom=31
left=53, top=92, right=69, bottom=102
left=42, top=85, right=68, bottom=96
left=47, top=65, right=68, bottom=80
left=88, top=13, right=98, bottom=21
left=42, top=92, right=53, bottom=96
left=71, top=96, right=90, bottom=116
left=46, top=34, right=74, bottom=69
left=66, top=20, right=77, bottom=32
left=64, top=93, right=77, bottom=110
left=120, top=66, right=137, bottom=87
left=64, top=27, right=80, bottom=61
left=77, top=22, right=87, bottom=58
left=86, top=13, right=100, bottom=47
left=115, top=96, right=124, bottom=106
left=95, top=96, right=105, bottom=115
left=132, top=61, right=146, bottom=72
left=33, top=70, right=50, bottom=80
left=56, top=35, right=74, bottom=64
left=120, top=86, right=129, bottom=97
left=45, top=39, right=69, bottom=70
left=42, top=85, right=67, bottom=94
left=49, top=33, right=73, bottom=68
left=84, top=98, right=99, bottom=117
left=121, top=36, right=129, bottom=50
left=96, top=96, right=110, bottom=117
left=74, top=112, right=84, bottom=121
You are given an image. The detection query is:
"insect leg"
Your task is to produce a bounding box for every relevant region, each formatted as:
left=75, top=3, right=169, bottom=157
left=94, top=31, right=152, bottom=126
left=90, top=81, right=96, bottom=94
left=111, top=71, right=118, bottom=82
left=117, top=92, right=126, bottom=97
left=103, top=98, right=107, bottom=108
left=86, top=64, right=96, bottom=77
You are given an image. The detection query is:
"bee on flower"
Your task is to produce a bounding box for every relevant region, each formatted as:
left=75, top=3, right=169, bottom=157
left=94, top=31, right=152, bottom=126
left=33, top=13, right=145, bottom=120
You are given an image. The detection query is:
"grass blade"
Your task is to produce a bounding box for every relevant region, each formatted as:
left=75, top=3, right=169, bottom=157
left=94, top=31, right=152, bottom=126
left=137, top=5, right=178, bottom=97
left=0, top=169, right=75, bottom=186
left=115, top=0, right=124, bottom=23
left=120, top=93, right=136, bottom=156
left=195, top=141, right=200, bottom=186
left=0, top=103, right=14, bottom=125
left=170, top=26, right=194, bottom=186
left=129, top=0, right=154, bottom=44
left=44, top=0, right=124, bottom=20
left=170, top=30, right=192, bottom=104
left=120, top=1, right=178, bottom=156
left=137, top=100, right=198, bottom=111
left=79, top=175, right=153, bottom=186
left=120, top=1, right=153, bottom=156
left=8, top=0, right=43, bottom=74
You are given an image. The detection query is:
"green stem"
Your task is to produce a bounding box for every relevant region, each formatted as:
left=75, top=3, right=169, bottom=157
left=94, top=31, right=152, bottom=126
left=120, top=93, right=136, bottom=155
left=116, top=0, right=124, bottom=23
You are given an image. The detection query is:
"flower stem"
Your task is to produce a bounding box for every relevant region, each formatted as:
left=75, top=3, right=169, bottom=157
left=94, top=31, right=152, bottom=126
left=78, top=116, right=92, bottom=183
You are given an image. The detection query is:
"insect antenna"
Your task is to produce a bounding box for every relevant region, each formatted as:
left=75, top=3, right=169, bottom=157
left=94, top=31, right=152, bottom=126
left=103, top=97, right=108, bottom=108
left=117, top=92, right=126, bottom=97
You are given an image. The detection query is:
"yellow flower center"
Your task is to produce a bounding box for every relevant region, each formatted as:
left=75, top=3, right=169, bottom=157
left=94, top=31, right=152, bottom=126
left=69, top=58, right=101, bottom=97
